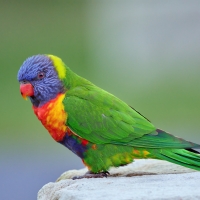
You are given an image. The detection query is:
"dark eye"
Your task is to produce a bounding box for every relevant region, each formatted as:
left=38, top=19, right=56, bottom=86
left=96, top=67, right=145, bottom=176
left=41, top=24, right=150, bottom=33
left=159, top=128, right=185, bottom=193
left=37, top=72, right=45, bottom=80
left=20, top=80, right=29, bottom=84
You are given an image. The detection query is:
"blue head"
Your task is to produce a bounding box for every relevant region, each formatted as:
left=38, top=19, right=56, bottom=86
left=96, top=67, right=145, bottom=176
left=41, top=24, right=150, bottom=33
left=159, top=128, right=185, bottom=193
left=17, top=55, right=65, bottom=107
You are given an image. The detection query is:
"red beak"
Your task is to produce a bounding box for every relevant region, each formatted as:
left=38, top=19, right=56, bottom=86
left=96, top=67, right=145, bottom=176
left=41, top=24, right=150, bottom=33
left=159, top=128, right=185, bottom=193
left=20, top=83, right=34, bottom=100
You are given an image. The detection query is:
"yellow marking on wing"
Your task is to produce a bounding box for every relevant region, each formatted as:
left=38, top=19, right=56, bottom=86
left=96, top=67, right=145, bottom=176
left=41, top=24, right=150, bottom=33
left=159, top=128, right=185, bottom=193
left=132, top=149, right=150, bottom=158
left=133, top=149, right=140, bottom=155
left=110, top=152, right=133, bottom=167
left=124, top=153, right=132, bottom=163
left=92, top=144, right=97, bottom=150
left=143, top=150, right=150, bottom=157
left=47, top=55, right=66, bottom=79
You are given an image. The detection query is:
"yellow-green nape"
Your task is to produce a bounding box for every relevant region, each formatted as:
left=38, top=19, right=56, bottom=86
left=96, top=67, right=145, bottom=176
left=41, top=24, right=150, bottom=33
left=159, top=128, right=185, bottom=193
left=47, top=55, right=66, bottom=79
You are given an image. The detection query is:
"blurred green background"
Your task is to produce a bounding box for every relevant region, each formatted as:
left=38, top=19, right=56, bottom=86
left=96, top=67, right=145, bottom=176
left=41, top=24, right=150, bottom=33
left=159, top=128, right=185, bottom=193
left=1, top=1, right=200, bottom=199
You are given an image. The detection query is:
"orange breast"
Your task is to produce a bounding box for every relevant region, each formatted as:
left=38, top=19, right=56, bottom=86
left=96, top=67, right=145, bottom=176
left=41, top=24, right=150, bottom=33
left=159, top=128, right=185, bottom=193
left=33, top=94, right=68, bottom=141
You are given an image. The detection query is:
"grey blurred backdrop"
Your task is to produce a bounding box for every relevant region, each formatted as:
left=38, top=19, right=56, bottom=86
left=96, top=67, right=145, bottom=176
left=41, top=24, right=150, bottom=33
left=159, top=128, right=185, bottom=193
left=1, top=1, right=200, bottom=199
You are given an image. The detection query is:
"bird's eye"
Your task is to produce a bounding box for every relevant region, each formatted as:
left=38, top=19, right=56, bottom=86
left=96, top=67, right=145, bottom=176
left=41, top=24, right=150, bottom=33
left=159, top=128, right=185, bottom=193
left=37, top=72, right=45, bottom=80
left=21, top=80, right=29, bottom=84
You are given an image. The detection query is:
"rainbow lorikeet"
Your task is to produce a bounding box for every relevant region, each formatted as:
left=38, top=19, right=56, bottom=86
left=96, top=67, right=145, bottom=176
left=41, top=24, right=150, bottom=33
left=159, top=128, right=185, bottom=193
left=17, top=54, right=200, bottom=179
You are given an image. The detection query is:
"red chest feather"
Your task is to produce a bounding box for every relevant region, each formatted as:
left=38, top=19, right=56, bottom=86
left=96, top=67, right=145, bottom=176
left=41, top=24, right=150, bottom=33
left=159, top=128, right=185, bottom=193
left=33, top=94, right=67, bottom=141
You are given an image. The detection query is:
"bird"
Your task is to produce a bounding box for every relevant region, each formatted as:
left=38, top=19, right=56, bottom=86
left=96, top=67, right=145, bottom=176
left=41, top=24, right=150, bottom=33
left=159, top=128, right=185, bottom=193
left=17, top=54, right=200, bottom=179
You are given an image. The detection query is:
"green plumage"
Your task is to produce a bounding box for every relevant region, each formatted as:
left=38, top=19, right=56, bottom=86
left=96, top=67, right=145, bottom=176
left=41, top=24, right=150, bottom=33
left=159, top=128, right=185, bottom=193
left=61, top=64, right=200, bottom=173
left=18, top=55, right=200, bottom=176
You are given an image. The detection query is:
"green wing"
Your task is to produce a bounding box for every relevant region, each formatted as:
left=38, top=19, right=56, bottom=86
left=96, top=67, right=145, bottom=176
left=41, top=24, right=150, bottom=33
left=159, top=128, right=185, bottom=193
left=63, top=84, right=198, bottom=149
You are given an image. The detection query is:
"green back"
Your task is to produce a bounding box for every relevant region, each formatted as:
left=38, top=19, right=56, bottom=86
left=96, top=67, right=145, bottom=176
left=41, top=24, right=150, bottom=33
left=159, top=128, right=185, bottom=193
left=62, top=68, right=199, bottom=149
left=64, top=82, right=155, bottom=143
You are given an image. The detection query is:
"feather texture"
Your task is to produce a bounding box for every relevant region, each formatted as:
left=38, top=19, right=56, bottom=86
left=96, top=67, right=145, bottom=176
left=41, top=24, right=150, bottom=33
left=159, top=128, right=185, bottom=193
left=18, top=54, right=200, bottom=173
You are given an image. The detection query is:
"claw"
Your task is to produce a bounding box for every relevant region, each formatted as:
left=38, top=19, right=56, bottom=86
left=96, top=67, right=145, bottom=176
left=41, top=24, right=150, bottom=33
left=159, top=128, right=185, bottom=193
left=72, top=171, right=110, bottom=180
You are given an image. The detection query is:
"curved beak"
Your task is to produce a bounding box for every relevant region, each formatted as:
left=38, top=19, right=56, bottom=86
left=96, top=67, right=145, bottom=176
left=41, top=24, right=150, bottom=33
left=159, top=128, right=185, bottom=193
left=20, top=82, right=34, bottom=100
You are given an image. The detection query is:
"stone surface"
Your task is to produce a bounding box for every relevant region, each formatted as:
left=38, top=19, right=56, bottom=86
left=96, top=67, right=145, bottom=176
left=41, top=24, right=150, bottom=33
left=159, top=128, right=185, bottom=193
left=37, top=159, right=200, bottom=200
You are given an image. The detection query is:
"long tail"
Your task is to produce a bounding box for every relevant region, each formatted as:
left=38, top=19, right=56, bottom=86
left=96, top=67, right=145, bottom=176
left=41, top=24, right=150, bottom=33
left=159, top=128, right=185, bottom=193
left=151, top=148, right=200, bottom=171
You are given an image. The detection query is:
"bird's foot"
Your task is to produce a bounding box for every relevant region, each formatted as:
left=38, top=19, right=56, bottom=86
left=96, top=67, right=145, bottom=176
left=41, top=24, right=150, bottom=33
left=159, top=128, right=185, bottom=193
left=72, top=171, right=110, bottom=180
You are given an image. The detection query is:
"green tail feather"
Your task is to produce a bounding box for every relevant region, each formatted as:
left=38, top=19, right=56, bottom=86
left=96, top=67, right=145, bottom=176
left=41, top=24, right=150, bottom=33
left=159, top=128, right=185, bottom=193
left=151, top=148, right=200, bottom=171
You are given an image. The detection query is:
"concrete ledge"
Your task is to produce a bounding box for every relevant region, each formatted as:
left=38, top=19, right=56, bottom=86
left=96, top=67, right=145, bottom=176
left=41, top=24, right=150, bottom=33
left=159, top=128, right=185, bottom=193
left=37, top=159, right=200, bottom=200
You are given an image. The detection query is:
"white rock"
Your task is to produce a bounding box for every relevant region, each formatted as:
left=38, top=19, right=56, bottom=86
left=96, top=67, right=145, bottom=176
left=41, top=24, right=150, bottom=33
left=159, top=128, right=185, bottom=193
left=37, top=159, right=200, bottom=200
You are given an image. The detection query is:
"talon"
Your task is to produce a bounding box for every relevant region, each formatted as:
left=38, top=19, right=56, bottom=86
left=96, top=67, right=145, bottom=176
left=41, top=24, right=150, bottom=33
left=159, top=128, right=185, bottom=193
left=103, top=171, right=110, bottom=177
left=72, top=171, right=110, bottom=180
